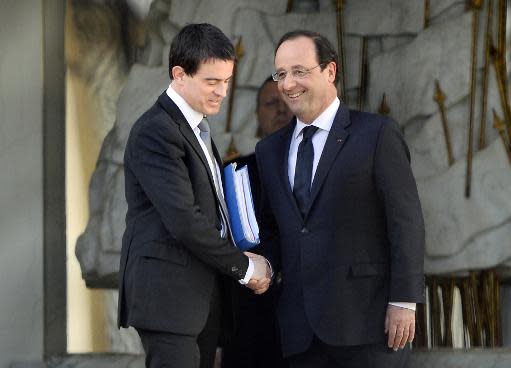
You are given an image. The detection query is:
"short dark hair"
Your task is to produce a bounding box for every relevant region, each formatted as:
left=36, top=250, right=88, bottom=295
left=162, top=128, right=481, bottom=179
left=168, top=23, right=235, bottom=79
left=256, top=76, right=275, bottom=110
left=275, top=30, right=339, bottom=84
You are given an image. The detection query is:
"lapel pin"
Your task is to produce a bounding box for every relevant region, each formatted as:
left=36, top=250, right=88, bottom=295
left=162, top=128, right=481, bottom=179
left=337, top=138, right=343, bottom=143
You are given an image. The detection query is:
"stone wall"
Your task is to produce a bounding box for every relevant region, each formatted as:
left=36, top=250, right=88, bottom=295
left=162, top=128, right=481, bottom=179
left=74, top=0, right=511, bottom=352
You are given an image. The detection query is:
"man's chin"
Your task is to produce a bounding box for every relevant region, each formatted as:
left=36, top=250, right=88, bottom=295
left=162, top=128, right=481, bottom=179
left=289, top=108, right=302, bottom=119
left=204, top=106, right=222, bottom=116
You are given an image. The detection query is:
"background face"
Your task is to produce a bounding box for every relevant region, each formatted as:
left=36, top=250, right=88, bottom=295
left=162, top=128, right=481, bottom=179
left=256, top=81, right=293, bottom=137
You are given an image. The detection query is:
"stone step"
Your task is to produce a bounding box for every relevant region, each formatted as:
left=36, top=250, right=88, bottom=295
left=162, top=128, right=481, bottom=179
left=12, top=349, right=511, bottom=368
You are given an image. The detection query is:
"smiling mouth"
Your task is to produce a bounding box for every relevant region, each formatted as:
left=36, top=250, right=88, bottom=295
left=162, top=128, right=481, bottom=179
left=286, top=91, right=304, bottom=99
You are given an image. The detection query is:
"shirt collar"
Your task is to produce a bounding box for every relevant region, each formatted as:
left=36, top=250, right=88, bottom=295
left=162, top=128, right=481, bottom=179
left=293, top=97, right=340, bottom=140
left=166, top=84, right=204, bottom=130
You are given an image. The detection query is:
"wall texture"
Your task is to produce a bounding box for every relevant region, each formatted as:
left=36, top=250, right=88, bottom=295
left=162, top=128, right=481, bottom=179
left=77, top=0, right=511, bottom=284
left=0, top=0, right=44, bottom=366
left=72, top=0, right=511, bottom=353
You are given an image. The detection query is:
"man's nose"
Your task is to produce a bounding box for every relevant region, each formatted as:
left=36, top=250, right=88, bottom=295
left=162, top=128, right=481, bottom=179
left=215, top=83, right=228, bottom=98
left=281, top=73, right=297, bottom=90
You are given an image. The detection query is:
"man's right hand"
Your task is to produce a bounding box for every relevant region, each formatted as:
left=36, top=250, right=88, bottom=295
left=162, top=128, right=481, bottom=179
left=244, top=252, right=271, bottom=294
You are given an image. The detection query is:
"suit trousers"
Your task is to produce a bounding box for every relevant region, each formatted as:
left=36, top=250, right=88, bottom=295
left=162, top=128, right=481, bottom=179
left=137, top=278, right=222, bottom=368
left=288, top=336, right=410, bottom=368
left=221, top=285, right=285, bottom=368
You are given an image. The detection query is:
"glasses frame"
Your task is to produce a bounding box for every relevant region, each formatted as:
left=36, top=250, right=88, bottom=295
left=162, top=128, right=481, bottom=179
left=271, top=64, right=324, bottom=82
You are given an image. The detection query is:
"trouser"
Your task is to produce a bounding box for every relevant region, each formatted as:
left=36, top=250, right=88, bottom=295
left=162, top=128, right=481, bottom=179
left=137, top=281, right=222, bottom=368
left=288, top=335, right=410, bottom=368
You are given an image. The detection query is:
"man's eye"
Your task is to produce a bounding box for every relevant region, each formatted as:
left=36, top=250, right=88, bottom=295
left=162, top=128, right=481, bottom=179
left=277, top=72, right=287, bottom=80
left=264, top=100, right=279, bottom=107
left=293, top=70, right=307, bottom=78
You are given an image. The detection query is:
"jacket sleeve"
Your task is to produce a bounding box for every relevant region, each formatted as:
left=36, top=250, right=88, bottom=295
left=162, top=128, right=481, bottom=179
left=373, top=119, right=425, bottom=303
left=128, top=119, right=249, bottom=280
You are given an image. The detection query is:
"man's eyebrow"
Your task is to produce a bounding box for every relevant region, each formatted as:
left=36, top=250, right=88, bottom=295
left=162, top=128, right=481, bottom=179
left=276, top=65, right=306, bottom=71
left=203, top=76, right=232, bottom=81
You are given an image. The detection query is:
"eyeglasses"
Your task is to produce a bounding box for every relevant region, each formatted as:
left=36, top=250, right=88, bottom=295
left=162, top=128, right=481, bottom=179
left=271, top=64, right=323, bottom=82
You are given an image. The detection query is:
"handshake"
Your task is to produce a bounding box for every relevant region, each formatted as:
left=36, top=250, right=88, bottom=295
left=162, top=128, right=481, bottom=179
left=244, top=251, right=272, bottom=295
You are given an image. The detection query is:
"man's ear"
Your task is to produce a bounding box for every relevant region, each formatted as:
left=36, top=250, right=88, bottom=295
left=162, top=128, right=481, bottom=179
left=327, top=62, right=337, bottom=84
left=171, top=66, right=185, bottom=83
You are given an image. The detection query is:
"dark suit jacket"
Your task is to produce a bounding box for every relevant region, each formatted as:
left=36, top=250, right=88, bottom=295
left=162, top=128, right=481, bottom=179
left=222, top=153, right=285, bottom=368
left=117, top=92, right=249, bottom=336
left=255, top=103, right=425, bottom=357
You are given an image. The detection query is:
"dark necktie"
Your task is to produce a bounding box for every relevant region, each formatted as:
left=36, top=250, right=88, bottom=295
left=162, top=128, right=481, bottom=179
left=293, top=125, right=319, bottom=218
left=198, top=118, right=232, bottom=240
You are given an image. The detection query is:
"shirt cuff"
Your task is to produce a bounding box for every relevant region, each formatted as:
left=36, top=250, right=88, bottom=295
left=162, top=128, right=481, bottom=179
left=238, top=258, right=254, bottom=285
left=389, top=302, right=416, bottom=311
left=266, top=258, right=274, bottom=278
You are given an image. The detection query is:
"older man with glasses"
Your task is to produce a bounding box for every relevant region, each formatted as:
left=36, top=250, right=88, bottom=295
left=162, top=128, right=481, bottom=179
left=255, top=30, right=425, bottom=368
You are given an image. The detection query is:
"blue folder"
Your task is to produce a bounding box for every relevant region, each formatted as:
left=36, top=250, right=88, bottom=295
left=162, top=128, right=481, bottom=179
left=224, top=163, right=260, bottom=251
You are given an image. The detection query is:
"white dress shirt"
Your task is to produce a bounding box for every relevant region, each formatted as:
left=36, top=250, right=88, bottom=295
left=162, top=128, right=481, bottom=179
left=166, top=85, right=254, bottom=283
left=288, top=97, right=415, bottom=311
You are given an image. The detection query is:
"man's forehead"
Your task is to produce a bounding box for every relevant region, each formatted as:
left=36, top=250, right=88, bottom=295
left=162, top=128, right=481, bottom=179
left=194, top=58, right=234, bottom=77
left=276, top=37, right=314, bottom=53
left=275, top=40, right=316, bottom=67
left=261, top=81, right=278, bottom=92
left=274, top=63, right=308, bottom=71
left=199, top=57, right=233, bottom=65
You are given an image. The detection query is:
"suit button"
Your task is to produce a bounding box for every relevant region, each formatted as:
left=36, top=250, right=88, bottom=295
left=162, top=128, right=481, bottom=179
left=301, top=228, right=309, bottom=233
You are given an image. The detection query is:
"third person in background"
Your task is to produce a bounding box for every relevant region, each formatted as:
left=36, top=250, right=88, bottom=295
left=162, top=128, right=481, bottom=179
left=222, top=76, right=293, bottom=368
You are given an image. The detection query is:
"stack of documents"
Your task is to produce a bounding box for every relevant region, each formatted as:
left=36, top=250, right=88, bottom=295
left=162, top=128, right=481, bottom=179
left=223, top=163, right=260, bottom=251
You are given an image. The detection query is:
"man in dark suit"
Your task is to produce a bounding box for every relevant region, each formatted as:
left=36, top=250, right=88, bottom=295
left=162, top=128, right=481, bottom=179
left=222, top=77, right=292, bottom=368
left=255, top=30, right=425, bottom=368
left=117, top=23, right=271, bottom=368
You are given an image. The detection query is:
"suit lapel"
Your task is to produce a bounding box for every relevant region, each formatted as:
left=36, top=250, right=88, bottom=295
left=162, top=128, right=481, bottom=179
left=278, top=119, right=303, bottom=222
left=305, top=103, right=351, bottom=217
left=156, top=92, right=217, bottom=191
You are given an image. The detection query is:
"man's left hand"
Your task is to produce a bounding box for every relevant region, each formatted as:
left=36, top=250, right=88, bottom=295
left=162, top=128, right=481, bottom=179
left=385, top=304, right=416, bottom=350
